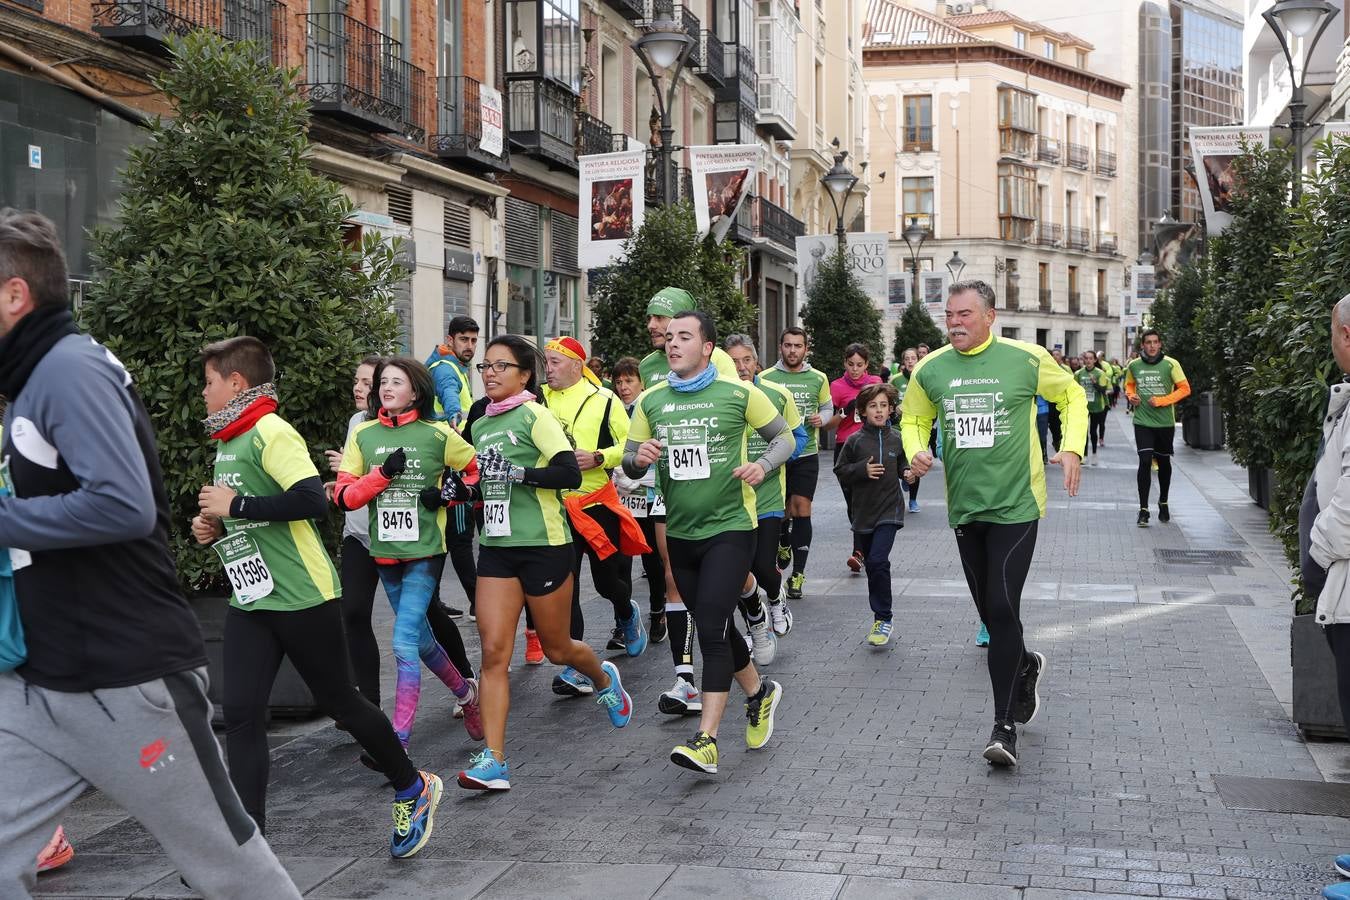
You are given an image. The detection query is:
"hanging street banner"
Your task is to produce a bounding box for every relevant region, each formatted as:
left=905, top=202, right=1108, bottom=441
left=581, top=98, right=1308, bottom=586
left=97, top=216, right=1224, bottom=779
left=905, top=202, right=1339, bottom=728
left=577, top=149, right=645, bottom=270
left=1189, top=126, right=1269, bottom=235
left=920, top=272, right=949, bottom=320
left=689, top=144, right=760, bottom=242
left=479, top=85, right=503, bottom=157
left=886, top=276, right=909, bottom=320
left=1131, top=264, right=1156, bottom=313
left=795, top=233, right=890, bottom=315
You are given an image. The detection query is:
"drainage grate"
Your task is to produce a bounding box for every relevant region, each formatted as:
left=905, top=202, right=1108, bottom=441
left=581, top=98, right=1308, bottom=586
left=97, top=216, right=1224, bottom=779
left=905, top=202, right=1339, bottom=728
left=1214, top=776, right=1350, bottom=817
left=1161, top=591, right=1254, bottom=606
left=1154, top=548, right=1251, bottom=567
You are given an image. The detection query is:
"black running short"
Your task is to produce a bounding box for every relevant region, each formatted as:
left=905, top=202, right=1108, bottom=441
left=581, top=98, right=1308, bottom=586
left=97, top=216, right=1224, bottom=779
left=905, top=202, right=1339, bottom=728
left=1133, top=424, right=1176, bottom=457
left=784, top=454, right=820, bottom=501
left=477, top=544, right=574, bottom=595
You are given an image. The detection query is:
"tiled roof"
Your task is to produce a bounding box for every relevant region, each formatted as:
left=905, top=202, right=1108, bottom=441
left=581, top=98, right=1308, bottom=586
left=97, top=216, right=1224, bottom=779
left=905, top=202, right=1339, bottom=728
left=864, top=0, right=981, bottom=46
left=945, top=9, right=1095, bottom=51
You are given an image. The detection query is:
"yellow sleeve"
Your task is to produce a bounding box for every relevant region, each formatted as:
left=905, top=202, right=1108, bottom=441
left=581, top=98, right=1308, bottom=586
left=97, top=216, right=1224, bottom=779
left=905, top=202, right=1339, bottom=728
left=338, top=422, right=370, bottom=478
left=899, top=364, right=937, bottom=460
left=628, top=394, right=653, bottom=444
left=745, top=383, right=778, bottom=430
left=530, top=406, right=576, bottom=461
left=259, top=418, right=321, bottom=490
left=600, top=391, right=631, bottom=469
left=441, top=423, right=476, bottom=470
left=1169, top=357, right=1188, bottom=384
left=817, top=375, right=832, bottom=407
left=778, top=384, right=803, bottom=430
left=1037, top=349, right=1088, bottom=457
left=712, top=347, right=739, bottom=379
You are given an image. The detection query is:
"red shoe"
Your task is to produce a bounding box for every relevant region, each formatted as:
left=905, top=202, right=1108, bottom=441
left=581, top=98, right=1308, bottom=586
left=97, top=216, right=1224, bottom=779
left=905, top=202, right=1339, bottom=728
left=846, top=550, right=864, bottom=573
left=459, top=678, right=484, bottom=741
left=524, top=629, right=544, bottom=665
left=37, top=826, right=73, bottom=873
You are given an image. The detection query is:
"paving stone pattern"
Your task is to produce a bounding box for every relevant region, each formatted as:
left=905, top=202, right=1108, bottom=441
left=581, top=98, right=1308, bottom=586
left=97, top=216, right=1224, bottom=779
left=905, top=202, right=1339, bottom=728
left=38, top=414, right=1350, bottom=898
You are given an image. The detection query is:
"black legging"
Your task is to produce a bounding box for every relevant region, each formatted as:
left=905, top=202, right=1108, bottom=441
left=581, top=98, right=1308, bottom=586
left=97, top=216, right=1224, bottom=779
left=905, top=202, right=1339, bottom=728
left=223, top=601, right=417, bottom=833
left=1088, top=410, right=1107, bottom=452
left=953, top=520, right=1038, bottom=723
left=340, top=536, right=474, bottom=708
left=636, top=513, right=666, bottom=615
left=1137, top=455, right=1172, bottom=508
left=749, top=516, right=783, bottom=600
left=569, top=504, right=635, bottom=640
left=433, top=504, right=476, bottom=608
left=1047, top=408, right=1063, bottom=453
left=667, top=531, right=755, bottom=692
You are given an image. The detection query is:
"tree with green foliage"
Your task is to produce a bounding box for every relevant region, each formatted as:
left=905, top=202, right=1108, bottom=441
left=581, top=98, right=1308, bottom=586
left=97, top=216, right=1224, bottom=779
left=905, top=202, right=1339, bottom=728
left=892, top=299, right=946, bottom=361
left=82, top=31, right=404, bottom=594
left=589, top=202, right=752, bottom=365
left=801, top=249, right=883, bottom=379
left=1147, top=259, right=1211, bottom=401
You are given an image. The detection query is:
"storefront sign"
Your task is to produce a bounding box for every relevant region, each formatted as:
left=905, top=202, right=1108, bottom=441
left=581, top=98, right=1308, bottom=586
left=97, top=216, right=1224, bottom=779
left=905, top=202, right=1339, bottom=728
left=443, top=248, right=474, bottom=282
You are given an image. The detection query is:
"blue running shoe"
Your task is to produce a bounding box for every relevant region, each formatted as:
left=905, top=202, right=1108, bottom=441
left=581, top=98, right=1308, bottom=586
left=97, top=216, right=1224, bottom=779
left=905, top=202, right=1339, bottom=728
left=457, top=749, right=510, bottom=791
left=621, top=599, right=648, bottom=657
left=596, top=661, right=633, bottom=727
left=552, top=666, right=595, bottom=696
left=390, top=771, right=442, bottom=858
left=908, top=499, right=919, bottom=514
left=1337, top=854, right=1350, bottom=878
left=976, top=623, right=990, bottom=647
left=1324, top=884, right=1350, bottom=899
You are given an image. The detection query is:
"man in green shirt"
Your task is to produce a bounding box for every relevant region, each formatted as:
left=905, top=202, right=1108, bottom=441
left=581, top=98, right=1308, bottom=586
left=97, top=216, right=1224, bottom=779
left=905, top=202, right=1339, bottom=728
left=901, top=281, right=1086, bottom=769
left=1076, top=350, right=1111, bottom=465
left=1125, top=329, right=1191, bottom=527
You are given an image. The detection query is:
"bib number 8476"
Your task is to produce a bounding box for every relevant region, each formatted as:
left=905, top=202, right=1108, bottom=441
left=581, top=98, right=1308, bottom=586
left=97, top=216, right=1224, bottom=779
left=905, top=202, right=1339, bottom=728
left=380, top=509, right=415, bottom=533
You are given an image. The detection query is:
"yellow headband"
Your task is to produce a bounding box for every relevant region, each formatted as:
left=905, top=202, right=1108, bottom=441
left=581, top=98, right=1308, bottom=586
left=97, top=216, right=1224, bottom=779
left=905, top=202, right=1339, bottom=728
left=546, top=338, right=602, bottom=387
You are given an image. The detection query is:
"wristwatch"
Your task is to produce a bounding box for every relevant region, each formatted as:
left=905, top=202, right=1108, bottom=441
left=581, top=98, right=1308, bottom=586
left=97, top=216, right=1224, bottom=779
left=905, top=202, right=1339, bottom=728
left=592, top=451, right=605, bottom=467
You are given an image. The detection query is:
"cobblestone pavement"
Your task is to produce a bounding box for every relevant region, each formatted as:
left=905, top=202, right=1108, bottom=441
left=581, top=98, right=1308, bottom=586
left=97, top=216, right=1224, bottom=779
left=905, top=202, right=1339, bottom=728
left=37, top=411, right=1350, bottom=898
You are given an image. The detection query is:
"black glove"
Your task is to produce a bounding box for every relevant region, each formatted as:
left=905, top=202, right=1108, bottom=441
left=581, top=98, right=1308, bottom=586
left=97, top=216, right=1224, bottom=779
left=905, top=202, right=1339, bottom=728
left=419, top=486, right=444, bottom=510
left=440, top=469, right=479, bottom=503
left=380, top=448, right=407, bottom=478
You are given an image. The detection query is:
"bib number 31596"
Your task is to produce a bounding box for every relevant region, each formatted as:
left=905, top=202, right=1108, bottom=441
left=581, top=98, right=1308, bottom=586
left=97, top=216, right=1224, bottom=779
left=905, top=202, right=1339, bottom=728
left=482, top=480, right=511, bottom=537
left=667, top=425, right=710, bottom=481
left=213, top=533, right=274, bottom=605
left=952, top=394, right=997, bottom=449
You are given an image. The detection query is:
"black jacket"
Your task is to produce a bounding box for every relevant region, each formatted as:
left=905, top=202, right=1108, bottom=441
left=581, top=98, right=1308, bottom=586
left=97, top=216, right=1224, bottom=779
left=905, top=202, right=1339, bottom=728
left=833, top=423, right=908, bottom=533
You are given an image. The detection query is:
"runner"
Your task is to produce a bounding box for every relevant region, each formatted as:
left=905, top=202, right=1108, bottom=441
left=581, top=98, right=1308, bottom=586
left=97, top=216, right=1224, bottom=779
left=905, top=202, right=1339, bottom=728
left=0, top=210, right=300, bottom=896
left=1046, top=348, right=1071, bottom=453
left=542, top=336, right=647, bottom=696
left=1125, top=329, right=1190, bottom=527
left=332, top=356, right=484, bottom=749
left=901, top=281, right=1086, bottom=768
left=727, top=333, right=803, bottom=660
left=426, top=315, right=479, bottom=619
left=638, top=286, right=737, bottom=388
left=193, top=338, right=443, bottom=856
left=889, top=347, right=922, bottom=512
left=455, top=335, right=632, bottom=791
left=1075, top=350, right=1110, bottom=465
left=761, top=327, right=833, bottom=601
left=829, top=343, right=883, bottom=574
left=624, top=310, right=793, bottom=774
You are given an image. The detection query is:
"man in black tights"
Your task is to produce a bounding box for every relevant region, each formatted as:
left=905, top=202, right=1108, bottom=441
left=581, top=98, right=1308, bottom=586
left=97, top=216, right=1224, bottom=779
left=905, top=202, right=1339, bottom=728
left=1124, top=330, right=1191, bottom=527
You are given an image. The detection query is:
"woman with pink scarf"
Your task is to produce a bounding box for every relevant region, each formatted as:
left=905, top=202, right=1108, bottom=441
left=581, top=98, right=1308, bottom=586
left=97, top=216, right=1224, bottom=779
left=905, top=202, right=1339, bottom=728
left=829, top=342, right=882, bottom=573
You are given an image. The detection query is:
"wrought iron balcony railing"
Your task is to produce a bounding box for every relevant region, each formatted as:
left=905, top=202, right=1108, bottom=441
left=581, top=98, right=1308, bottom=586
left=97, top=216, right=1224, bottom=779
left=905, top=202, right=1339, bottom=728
left=507, top=77, right=579, bottom=169
left=1095, top=149, right=1117, bottom=176
left=302, top=12, right=426, bottom=139
left=432, top=75, right=509, bottom=172
left=1038, top=288, right=1052, bottom=312
left=577, top=111, right=614, bottom=157
left=693, top=29, right=725, bottom=87
left=93, top=0, right=285, bottom=63
left=1068, top=291, right=1082, bottom=315
left=1037, top=136, right=1060, bottom=163
left=1066, top=225, right=1091, bottom=250
left=903, top=124, right=932, bottom=151
left=753, top=196, right=806, bottom=250
left=1097, top=232, right=1118, bottom=253
left=1066, top=142, right=1089, bottom=169
left=601, top=0, right=644, bottom=20
left=1037, top=222, right=1061, bottom=246
left=1097, top=295, right=1110, bottom=317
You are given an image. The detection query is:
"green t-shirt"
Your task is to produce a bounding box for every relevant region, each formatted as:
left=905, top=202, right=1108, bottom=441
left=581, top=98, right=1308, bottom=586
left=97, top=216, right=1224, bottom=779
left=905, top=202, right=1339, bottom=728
left=212, top=413, right=338, bottom=612
left=467, top=401, right=574, bottom=548
left=900, top=336, right=1087, bottom=527
left=748, top=377, right=802, bottom=518
left=1127, top=355, right=1187, bottom=428
left=888, top=370, right=910, bottom=404
left=760, top=365, right=831, bottom=456
left=340, top=415, right=475, bottom=559
left=1075, top=366, right=1109, bottom=414
left=639, top=347, right=738, bottom=389
left=628, top=374, right=779, bottom=540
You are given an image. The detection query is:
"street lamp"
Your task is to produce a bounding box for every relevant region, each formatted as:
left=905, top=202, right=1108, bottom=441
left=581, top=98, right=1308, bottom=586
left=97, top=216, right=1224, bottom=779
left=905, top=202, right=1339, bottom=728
left=633, top=18, right=696, bottom=206
left=1261, top=0, right=1339, bottom=200
left=821, top=137, right=860, bottom=250
left=945, top=250, right=967, bottom=283
left=901, top=215, right=930, bottom=307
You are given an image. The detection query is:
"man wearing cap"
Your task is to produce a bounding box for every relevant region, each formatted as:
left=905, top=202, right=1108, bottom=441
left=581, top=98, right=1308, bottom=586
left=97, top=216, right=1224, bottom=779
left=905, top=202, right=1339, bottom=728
left=543, top=337, right=649, bottom=696
left=639, top=287, right=738, bottom=387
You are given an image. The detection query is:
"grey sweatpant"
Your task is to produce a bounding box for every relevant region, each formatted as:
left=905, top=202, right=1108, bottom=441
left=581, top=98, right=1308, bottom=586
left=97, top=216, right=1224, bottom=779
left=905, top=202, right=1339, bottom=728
left=0, top=667, right=299, bottom=899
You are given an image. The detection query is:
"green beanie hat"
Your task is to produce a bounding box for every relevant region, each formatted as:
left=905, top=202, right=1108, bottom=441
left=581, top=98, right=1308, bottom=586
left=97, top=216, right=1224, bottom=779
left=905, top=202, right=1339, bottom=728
left=646, top=286, right=696, bottom=317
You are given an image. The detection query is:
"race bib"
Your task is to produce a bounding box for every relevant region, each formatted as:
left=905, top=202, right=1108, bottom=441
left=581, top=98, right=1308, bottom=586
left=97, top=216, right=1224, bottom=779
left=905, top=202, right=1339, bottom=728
left=667, top=425, right=710, bottom=481
left=376, top=492, right=419, bottom=543
left=952, top=394, right=996, bottom=449
left=482, top=480, right=511, bottom=537
left=620, top=491, right=648, bottom=518
left=213, top=532, right=274, bottom=605
left=648, top=487, right=666, bottom=517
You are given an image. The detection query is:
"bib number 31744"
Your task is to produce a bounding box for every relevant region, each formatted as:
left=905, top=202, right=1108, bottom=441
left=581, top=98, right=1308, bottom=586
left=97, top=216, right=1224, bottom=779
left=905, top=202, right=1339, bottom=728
left=667, top=425, right=711, bottom=481
left=952, top=394, right=997, bottom=449
left=482, top=480, right=511, bottom=537
left=213, top=533, right=274, bottom=605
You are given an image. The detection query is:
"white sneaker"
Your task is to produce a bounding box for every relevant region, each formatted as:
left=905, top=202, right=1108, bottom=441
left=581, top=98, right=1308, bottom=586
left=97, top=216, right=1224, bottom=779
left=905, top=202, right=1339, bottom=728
left=658, top=677, right=703, bottom=715
left=748, top=618, right=776, bottom=666
left=768, top=592, right=793, bottom=637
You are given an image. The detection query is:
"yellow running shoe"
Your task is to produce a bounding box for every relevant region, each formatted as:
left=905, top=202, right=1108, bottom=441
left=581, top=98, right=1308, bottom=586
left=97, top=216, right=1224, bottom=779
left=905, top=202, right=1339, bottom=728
left=867, top=620, right=893, bottom=646
left=745, top=679, right=782, bottom=750
left=670, top=731, right=718, bottom=773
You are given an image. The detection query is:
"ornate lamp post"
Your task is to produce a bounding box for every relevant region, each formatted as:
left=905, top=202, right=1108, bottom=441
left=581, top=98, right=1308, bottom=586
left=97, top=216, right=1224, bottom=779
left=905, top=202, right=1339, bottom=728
left=633, top=18, right=696, bottom=206
left=820, top=137, right=861, bottom=251
left=1261, top=0, right=1338, bottom=200
left=901, top=216, right=930, bottom=307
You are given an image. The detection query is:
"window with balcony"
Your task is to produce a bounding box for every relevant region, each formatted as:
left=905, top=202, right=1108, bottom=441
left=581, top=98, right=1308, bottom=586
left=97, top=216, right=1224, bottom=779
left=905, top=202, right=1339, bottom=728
left=998, top=163, right=1035, bottom=241
left=903, top=94, right=932, bottom=151
left=438, top=0, right=460, bottom=75
left=754, top=0, right=797, bottom=139
left=505, top=0, right=581, bottom=90
left=998, top=87, right=1035, bottom=159
left=901, top=177, right=934, bottom=233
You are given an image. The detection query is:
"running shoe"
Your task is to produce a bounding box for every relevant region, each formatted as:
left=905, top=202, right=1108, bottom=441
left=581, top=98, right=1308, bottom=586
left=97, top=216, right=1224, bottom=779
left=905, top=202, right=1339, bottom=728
left=36, top=826, right=73, bottom=873
left=748, top=618, right=776, bottom=665
left=976, top=623, right=990, bottom=647
left=1158, top=501, right=1170, bottom=523
left=457, top=749, right=510, bottom=791
left=552, top=666, right=595, bottom=696
left=621, top=599, right=648, bottom=657
left=670, top=731, right=719, bottom=773
left=768, top=594, right=793, bottom=637
left=443, top=604, right=464, bottom=619
left=595, top=660, right=633, bottom=727
left=467, top=601, right=476, bottom=622
left=745, top=679, right=782, bottom=750
left=982, top=723, right=1017, bottom=766
left=786, top=571, right=805, bottom=600
left=659, top=677, right=702, bottom=715
left=458, top=678, right=484, bottom=741
left=908, top=499, right=920, bottom=514
left=1136, top=508, right=1150, bottom=528
left=650, top=613, right=668, bottom=645
left=776, top=543, right=793, bottom=570
left=1324, top=883, right=1350, bottom=898
left=606, top=626, right=626, bottom=651
left=866, top=620, right=892, bottom=647
left=1012, top=651, right=1046, bottom=725
left=1336, top=853, right=1350, bottom=878
left=846, top=549, right=864, bottom=573
left=524, top=629, right=544, bottom=665
left=390, top=771, right=443, bottom=858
